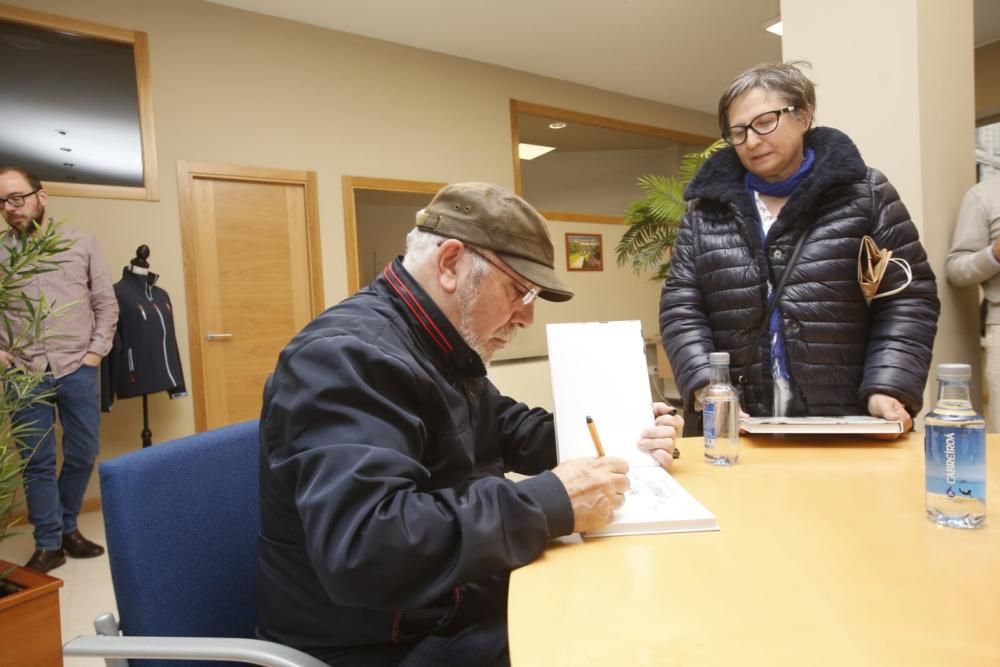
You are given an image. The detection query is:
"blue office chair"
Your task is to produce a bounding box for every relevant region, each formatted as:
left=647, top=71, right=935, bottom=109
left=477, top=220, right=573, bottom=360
left=62, top=419, right=325, bottom=667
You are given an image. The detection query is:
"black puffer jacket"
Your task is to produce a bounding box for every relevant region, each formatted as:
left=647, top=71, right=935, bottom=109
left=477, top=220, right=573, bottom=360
left=660, top=127, right=939, bottom=425
left=257, top=259, right=573, bottom=662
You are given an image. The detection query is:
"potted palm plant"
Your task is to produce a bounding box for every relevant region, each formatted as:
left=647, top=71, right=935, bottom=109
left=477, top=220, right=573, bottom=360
left=616, top=140, right=726, bottom=278
left=0, top=221, right=71, bottom=666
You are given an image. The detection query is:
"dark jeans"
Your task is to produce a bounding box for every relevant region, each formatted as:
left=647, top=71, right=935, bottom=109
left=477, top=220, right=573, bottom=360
left=14, top=364, right=101, bottom=550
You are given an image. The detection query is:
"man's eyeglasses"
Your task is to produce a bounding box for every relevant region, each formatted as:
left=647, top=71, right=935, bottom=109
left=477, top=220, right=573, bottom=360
left=466, top=247, right=539, bottom=305
left=722, top=106, right=796, bottom=146
left=0, top=189, right=41, bottom=209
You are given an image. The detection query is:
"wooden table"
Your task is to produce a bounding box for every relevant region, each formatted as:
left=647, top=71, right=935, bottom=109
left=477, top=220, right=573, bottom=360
left=509, top=434, right=1000, bottom=666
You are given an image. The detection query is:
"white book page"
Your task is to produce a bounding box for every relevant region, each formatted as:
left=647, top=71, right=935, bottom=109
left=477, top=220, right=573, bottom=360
left=546, top=321, right=655, bottom=469
left=546, top=321, right=719, bottom=537
left=586, top=468, right=718, bottom=537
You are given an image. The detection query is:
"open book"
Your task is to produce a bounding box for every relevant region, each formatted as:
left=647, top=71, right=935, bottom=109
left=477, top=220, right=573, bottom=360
left=546, top=321, right=718, bottom=537
left=740, top=416, right=904, bottom=435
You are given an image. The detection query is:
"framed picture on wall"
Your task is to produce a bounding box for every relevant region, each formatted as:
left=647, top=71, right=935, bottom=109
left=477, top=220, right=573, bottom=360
left=565, top=233, right=603, bottom=271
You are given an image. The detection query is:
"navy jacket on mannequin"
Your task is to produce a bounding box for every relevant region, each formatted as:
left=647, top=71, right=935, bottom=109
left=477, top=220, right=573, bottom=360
left=101, top=268, right=187, bottom=411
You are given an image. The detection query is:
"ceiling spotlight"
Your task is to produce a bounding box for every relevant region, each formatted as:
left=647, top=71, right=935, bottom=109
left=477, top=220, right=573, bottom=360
left=518, top=143, right=556, bottom=160
left=548, top=122, right=568, bottom=130
left=763, top=16, right=783, bottom=36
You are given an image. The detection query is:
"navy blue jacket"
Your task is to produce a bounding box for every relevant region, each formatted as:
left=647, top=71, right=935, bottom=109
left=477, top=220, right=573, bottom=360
left=101, top=269, right=187, bottom=411
left=256, top=259, right=573, bottom=660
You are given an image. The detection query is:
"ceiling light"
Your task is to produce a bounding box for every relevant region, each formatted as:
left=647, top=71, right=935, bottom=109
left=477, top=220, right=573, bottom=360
left=548, top=122, right=567, bottom=130
left=518, top=143, right=556, bottom=160
left=764, top=17, right=783, bottom=36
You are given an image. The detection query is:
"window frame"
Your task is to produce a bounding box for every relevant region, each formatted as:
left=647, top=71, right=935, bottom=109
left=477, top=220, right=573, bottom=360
left=0, top=4, right=159, bottom=201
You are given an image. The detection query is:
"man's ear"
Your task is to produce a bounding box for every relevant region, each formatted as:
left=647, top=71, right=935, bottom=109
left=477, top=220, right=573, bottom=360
left=36, top=188, right=48, bottom=207
left=436, top=239, right=464, bottom=295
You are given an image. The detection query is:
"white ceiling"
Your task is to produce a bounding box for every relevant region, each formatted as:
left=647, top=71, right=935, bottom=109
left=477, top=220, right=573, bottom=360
left=209, top=0, right=782, bottom=114
left=209, top=0, right=999, bottom=115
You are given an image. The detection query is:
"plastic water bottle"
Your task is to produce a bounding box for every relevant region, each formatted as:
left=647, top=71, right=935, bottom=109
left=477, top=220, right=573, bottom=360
left=924, top=363, right=986, bottom=529
left=703, top=352, right=740, bottom=466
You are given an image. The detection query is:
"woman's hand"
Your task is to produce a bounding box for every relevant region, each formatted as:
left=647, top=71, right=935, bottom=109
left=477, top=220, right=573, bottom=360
left=639, top=402, right=684, bottom=469
left=867, top=393, right=912, bottom=439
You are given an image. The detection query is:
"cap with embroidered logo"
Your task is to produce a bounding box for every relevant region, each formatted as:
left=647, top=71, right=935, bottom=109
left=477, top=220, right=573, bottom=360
left=415, top=182, right=573, bottom=302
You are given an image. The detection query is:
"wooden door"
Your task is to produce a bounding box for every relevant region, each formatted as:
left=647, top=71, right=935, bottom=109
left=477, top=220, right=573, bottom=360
left=178, top=162, right=323, bottom=431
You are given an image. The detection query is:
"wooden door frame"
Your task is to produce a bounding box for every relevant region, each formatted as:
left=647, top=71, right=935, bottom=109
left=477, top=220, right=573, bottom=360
left=177, top=160, right=324, bottom=432
left=342, top=176, right=446, bottom=294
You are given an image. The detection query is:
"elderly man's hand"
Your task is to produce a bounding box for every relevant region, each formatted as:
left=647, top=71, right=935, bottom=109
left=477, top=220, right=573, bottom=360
left=551, top=456, right=629, bottom=534
left=867, top=393, right=912, bottom=439
left=639, top=402, right=683, bottom=469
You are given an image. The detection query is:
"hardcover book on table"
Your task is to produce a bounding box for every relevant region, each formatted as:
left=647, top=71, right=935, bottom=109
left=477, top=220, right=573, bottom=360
left=740, top=416, right=904, bottom=435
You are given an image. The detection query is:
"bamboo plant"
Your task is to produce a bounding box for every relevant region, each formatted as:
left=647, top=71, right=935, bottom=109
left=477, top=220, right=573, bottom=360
left=0, top=221, right=69, bottom=562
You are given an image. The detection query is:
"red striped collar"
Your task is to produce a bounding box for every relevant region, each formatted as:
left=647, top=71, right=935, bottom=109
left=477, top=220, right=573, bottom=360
left=383, top=262, right=454, bottom=355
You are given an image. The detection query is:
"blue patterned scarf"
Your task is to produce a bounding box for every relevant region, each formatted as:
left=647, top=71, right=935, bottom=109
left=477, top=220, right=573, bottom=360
left=744, top=147, right=816, bottom=197
left=744, top=147, right=816, bottom=392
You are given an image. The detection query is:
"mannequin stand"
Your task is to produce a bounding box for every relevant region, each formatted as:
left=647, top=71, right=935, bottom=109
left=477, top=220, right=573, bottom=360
left=141, top=394, right=153, bottom=447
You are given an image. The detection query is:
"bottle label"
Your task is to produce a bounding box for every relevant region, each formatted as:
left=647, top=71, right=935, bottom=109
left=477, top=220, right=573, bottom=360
left=703, top=401, right=716, bottom=446
left=925, top=425, right=986, bottom=501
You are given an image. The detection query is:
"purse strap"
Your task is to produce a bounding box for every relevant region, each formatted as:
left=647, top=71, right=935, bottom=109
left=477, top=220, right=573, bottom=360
left=738, top=230, right=809, bottom=386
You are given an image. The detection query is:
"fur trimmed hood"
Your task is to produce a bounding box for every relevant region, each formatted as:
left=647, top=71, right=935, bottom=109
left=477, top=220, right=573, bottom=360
left=685, top=127, right=870, bottom=230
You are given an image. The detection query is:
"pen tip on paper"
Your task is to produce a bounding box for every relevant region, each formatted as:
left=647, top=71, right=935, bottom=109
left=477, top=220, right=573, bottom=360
left=586, top=415, right=593, bottom=423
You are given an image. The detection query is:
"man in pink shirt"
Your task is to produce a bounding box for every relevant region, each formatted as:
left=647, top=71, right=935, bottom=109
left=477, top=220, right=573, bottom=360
left=0, top=166, right=118, bottom=573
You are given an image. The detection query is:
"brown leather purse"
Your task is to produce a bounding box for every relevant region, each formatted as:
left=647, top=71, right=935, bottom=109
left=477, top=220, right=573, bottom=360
left=857, top=235, right=912, bottom=305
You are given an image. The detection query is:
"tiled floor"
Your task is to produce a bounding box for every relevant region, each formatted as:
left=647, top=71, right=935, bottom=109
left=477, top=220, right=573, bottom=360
left=0, top=511, right=115, bottom=666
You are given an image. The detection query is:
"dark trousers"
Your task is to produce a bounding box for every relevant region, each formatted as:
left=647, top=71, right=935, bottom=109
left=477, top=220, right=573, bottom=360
left=318, top=618, right=509, bottom=667
left=397, top=618, right=508, bottom=667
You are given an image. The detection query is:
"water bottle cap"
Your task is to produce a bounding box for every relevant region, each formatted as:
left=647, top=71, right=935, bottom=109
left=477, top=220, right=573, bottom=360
left=937, top=363, right=971, bottom=381
left=709, top=352, right=730, bottom=365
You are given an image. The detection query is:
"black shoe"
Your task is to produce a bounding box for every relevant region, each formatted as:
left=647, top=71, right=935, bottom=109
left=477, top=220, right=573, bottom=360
left=61, top=529, right=105, bottom=558
left=25, top=548, right=66, bottom=573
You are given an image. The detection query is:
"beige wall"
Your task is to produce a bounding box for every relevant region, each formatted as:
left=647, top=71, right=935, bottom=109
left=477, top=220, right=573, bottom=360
left=9, top=0, right=716, bottom=498
left=498, top=216, right=664, bottom=360
left=977, top=41, right=1000, bottom=124
left=782, top=0, right=979, bottom=421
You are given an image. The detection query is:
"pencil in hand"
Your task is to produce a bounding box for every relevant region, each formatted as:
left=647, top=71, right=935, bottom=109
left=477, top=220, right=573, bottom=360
left=586, top=415, right=605, bottom=457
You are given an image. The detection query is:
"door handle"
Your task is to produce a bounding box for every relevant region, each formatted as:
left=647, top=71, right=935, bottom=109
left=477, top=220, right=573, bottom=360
left=206, top=332, right=233, bottom=341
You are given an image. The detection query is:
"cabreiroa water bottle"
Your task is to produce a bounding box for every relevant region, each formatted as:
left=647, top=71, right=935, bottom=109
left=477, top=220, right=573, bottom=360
left=924, top=363, right=986, bottom=529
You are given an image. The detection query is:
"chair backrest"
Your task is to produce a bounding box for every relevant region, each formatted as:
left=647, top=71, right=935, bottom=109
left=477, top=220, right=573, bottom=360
left=100, top=420, right=260, bottom=655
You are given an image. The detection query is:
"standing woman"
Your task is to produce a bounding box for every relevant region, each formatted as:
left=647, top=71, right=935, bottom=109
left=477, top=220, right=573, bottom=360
left=660, top=61, right=939, bottom=434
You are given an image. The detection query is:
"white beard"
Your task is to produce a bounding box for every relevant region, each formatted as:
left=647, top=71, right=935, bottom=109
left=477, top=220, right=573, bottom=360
left=455, top=280, right=517, bottom=365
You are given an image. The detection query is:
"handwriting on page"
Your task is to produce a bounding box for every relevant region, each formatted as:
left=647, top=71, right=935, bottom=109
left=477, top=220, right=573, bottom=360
left=623, top=468, right=687, bottom=514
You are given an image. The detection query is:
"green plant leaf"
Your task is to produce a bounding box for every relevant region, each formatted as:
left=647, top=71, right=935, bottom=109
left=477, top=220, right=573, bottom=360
left=616, top=140, right=726, bottom=277
left=0, top=221, right=69, bottom=561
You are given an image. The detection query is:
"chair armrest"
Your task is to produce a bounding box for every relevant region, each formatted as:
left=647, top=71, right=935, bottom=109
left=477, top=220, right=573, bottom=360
left=63, top=635, right=328, bottom=667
